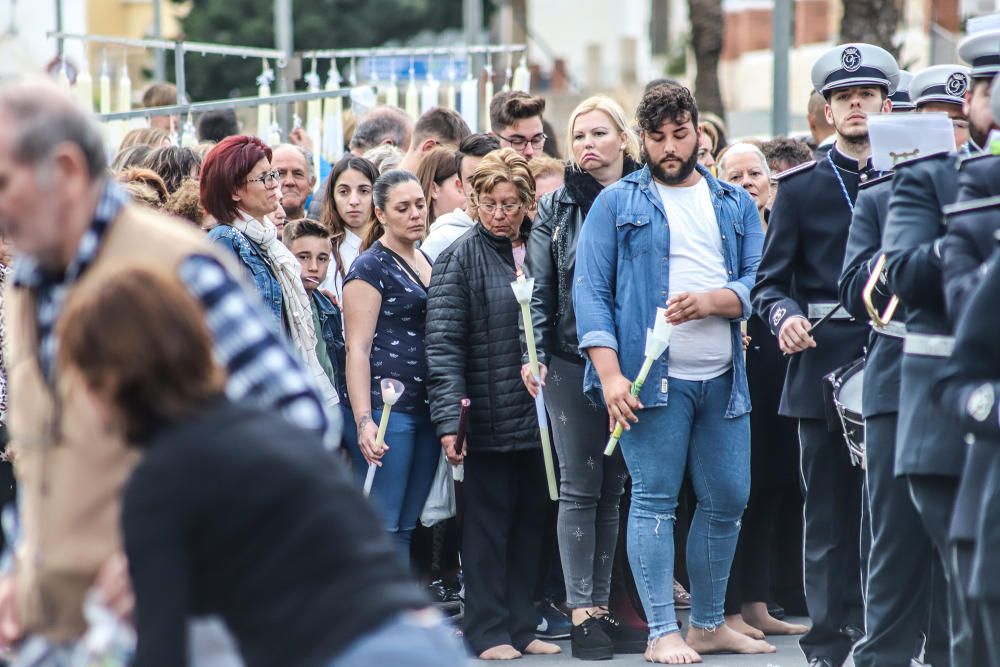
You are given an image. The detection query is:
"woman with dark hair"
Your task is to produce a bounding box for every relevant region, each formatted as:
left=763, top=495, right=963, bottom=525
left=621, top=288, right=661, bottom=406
left=143, top=145, right=202, bottom=194
left=415, top=146, right=464, bottom=228
left=201, top=135, right=339, bottom=410
left=55, top=266, right=467, bottom=667
left=319, top=155, right=379, bottom=302
left=342, top=169, right=438, bottom=564
left=426, top=148, right=561, bottom=660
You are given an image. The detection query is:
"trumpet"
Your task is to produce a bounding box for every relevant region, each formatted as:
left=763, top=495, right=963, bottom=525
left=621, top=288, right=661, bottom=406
left=862, top=253, right=899, bottom=328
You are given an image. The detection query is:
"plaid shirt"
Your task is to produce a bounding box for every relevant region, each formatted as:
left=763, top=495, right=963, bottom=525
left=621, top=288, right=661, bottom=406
left=13, top=180, right=333, bottom=442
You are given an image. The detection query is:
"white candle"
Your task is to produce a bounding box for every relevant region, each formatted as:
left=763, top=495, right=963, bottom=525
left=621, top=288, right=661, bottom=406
left=460, top=76, right=479, bottom=132
left=420, top=77, right=440, bottom=113
left=405, top=76, right=419, bottom=120
left=76, top=67, right=93, bottom=113
left=513, top=56, right=531, bottom=92
left=305, top=69, right=322, bottom=188
left=322, top=67, right=344, bottom=162
left=483, top=74, right=494, bottom=130
left=99, top=67, right=111, bottom=115
left=385, top=76, right=399, bottom=109
left=257, top=61, right=272, bottom=141
left=117, top=65, right=131, bottom=113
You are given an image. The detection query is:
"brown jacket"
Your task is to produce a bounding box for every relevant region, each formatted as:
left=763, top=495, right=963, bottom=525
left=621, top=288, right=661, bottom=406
left=6, top=203, right=223, bottom=640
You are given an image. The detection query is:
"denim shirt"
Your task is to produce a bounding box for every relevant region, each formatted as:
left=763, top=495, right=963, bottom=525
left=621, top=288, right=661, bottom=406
left=313, top=289, right=348, bottom=401
left=572, top=164, right=764, bottom=418
left=207, top=224, right=284, bottom=334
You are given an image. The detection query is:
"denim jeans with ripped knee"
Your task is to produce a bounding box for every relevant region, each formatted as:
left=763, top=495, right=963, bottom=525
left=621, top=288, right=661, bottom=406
left=618, top=370, right=750, bottom=640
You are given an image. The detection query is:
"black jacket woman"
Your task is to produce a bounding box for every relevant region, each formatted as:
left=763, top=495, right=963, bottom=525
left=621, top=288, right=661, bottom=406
left=520, top=95, right=645, bottom=659
left=425, top=148, right=560, bottom=660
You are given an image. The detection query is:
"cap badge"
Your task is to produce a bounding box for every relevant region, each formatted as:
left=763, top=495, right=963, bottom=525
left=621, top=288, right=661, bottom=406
left=842, top=47, right=863, bottom=73
left=946, top=72, right=969, bottom=97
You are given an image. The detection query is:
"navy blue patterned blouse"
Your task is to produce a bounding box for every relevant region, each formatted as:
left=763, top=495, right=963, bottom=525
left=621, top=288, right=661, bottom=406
left=345, top=241, right=430, bottom=415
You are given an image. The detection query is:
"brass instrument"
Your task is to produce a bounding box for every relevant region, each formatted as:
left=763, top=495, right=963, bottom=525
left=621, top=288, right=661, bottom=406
left=862, top=253, right=899, bottom=327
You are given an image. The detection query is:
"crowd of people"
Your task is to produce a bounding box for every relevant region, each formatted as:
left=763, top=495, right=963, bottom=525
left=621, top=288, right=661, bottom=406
left=0, top=17, right=999, bottom=667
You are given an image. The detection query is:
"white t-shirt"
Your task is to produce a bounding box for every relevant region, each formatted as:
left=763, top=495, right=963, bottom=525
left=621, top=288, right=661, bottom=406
left=655, top=178, right=733, bottom=381
left=320, top=228, right=363, bottom=303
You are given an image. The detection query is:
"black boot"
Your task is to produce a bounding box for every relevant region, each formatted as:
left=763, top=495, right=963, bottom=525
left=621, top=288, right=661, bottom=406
left=571, top=616, right=614, bottom=661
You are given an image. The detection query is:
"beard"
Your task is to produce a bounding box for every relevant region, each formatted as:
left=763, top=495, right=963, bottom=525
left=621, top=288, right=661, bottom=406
left=642, top=143, right=700, bottom=186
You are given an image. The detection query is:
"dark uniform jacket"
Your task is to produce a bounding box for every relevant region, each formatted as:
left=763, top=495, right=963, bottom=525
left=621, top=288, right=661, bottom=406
left=942, top=154, right=1000, bottom=321
left=752, top=146, right=873, bottom=420
left=839, top=174, right=903, bottom=418
left=940, top=163, right=1000, bottom=545
left=882, top=152, right=963, bottom=477
left=425, top=222, right=540, bottom=451
left=935, top=245, right=1000, bottom=597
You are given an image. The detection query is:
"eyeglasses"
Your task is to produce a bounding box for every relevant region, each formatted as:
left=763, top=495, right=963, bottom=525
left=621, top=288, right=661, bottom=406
left=477, top=202, right=523, bottom=215
left=498, top=132, right=547, bottom=151
left=246, top=170, right=280, bottom=187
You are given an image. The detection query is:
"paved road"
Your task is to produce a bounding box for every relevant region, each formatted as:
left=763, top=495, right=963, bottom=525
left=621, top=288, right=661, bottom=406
left=481, top=615, right=857, bottom=666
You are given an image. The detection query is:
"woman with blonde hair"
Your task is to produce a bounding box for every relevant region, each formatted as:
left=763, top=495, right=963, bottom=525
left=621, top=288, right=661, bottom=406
left=522, top=94, right=646, bottom=659
left=426, top=148, right=561, bottom=661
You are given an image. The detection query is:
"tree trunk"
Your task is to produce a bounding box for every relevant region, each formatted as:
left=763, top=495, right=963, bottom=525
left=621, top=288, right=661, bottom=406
left=687, top=0, right=725, bottom=116
left=839, top=0, right=902, bottom=58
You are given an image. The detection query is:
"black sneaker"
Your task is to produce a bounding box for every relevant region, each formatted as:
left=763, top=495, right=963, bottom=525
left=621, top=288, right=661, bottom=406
left=597, top=611, right=648, bottom=654
left=571, top=616, right=614, bottom=661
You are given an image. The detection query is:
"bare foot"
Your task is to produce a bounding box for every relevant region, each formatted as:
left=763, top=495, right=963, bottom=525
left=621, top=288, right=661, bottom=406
left=479, top=644, right=522, bottom=660
left=724, top=613, right=766, bottom=639
left=685, top=624, right=776, bottom=655
left=522, top=639, right=561, bottom=655
left=645, top=632, right=702, bottom=664
left=741, top=602, right=809, bottom=635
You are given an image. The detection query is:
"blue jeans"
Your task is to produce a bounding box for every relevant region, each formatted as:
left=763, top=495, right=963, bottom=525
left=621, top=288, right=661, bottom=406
left=618, top=370, right=750, bottom=638
left=327, top=610, right=467, bottom=666
left=350, top=409, right=439, bottom=563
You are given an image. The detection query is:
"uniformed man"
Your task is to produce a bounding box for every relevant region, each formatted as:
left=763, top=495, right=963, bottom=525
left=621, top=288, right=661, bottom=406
left=838, top=99, right=952, bottom=666
left=880, top=61, right=975, bottom=667
left=934, top=236, right=1000, bottom=667
left=752, top=42, right=900, bottom=667
left=934, top=73, right=1000, bottom=667
left=957, top=26, right=1000, bottom=153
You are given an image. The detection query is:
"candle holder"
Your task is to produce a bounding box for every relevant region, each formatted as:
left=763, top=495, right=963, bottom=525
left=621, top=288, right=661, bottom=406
left=363, top=378, right=406, bottom=497
left=511, top=271, right=559, bottom=501
left=604, top=308, right=672, bottom=456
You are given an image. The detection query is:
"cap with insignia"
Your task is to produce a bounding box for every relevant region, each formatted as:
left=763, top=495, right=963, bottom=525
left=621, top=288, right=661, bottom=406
left=910, top=65, right=971, bottom=107
left=959, top=24, right=1000, bottom=80
left=890, top=70, right=915, bottom=111
left=811, top=43, right=901, bottom=96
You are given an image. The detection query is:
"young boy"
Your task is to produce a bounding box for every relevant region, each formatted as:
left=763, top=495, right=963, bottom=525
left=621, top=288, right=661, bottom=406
left=283, top=219, right=347, bottom=401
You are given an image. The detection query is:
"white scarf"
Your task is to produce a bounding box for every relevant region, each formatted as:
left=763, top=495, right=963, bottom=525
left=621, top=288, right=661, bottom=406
left=232, top=211, right=340, bottom=409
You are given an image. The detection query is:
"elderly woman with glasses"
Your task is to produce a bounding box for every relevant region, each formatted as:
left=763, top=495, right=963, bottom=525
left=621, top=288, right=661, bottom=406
left=202, top=135, right=339, bottom=408
left=717, top=143, right=808, bottom=639
left=426, top=148, right=561, bottom=661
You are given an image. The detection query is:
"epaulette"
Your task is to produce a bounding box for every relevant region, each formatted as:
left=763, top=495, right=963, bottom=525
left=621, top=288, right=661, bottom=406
left=773, top=160, right=816, bottom=181
left=859, top=172, right=894, bottom=190
left=892, top=150, right=952, bottom=169
left=943, top=194, right=1000, bottom=218
left=958, top=151, right=998, bottom=169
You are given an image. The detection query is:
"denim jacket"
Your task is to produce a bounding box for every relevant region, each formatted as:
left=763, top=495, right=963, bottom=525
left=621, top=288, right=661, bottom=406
left=572, top=164, right=764, bottom=418
left=207, top=224, right=284, bottom=334
left=313, top=289, right=348, bottom=401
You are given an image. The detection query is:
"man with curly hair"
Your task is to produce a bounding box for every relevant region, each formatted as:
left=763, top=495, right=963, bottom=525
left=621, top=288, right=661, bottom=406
left=574, top=83, right=769, bottom=662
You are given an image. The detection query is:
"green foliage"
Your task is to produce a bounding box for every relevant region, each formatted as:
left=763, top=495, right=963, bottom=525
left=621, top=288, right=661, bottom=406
left=171, top=0, right=476, bottom=101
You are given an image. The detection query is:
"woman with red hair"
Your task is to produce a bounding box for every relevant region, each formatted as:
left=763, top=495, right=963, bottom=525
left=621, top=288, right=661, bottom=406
left=201, top=135, right=339, bottom=410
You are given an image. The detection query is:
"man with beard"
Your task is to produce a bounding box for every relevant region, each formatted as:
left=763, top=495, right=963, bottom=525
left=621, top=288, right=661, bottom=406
left=752, top=43, right=899, bottom=667
left=574, top=84, right=768, bottom=663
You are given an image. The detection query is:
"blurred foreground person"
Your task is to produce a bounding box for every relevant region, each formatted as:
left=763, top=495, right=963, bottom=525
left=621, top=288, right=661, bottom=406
left=0, top=79, right=334, bottom=664
left=55, top=266, right=465, bottom=667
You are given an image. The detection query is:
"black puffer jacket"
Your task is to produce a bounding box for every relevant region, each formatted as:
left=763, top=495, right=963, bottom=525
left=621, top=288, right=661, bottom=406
left=525, top=158, right=641, bottom=365
left=426, top=221, right=539, bottom=452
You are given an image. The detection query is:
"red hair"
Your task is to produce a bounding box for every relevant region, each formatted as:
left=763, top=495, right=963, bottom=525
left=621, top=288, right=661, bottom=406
left=199, top=135, right=272, bottom=224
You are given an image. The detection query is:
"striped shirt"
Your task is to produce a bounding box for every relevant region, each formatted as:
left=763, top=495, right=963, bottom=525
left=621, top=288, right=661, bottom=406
left=13, top=180, right=334, bottom=444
